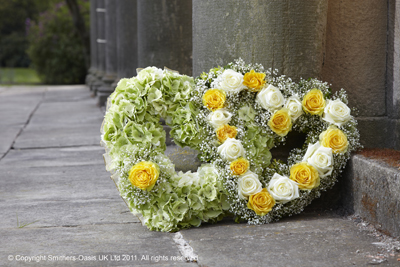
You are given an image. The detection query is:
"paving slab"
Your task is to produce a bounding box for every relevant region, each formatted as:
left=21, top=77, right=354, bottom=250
left=0, top=146, right=104, bottom=168
left=1, top=85, right=399, bottom=267
left=0, top=199, right=137, bottom=229
left=0, top=125, right=22, bottom=155
left=0, top=86, right=11, bottom=93
left=0, top=164, right=115, bottom=201
left=0, top=87, right=44, bottom=126
left=13, top=99, right=103, bottom=149
left=1, top=224, right=195, bottom=267
left=43, top=85, right=93, bottom=103
left=180, top=213, right=399, bottom=267
left=0, top=87, right=45, bottom=154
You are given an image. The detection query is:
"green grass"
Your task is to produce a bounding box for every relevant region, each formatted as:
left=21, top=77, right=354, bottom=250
left=16, top=213, right=39, bottom=228
left=0, top=67, right=42, bottom=84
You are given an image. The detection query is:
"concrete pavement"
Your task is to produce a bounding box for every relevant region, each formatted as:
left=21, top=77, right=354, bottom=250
left=0, top=85, right=399, bottom=266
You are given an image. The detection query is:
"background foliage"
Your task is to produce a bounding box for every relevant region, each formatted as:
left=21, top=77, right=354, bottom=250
left=0, top=0, right=55, bottom=67
left=27, top=1, right=90, bottom=84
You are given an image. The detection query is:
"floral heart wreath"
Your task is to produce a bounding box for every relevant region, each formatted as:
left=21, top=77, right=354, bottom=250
left=101, top=59, right=361, bottom=232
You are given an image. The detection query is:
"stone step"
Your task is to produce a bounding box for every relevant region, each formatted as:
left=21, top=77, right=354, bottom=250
left=342, top=153, right=400, bottom=238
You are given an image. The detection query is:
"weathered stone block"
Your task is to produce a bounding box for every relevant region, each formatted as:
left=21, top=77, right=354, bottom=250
left=193, top=0, right=328, bottom=80
left=116, top=0, right=137, bottom=80
left=342, top=154, right=400, bottom=238
left=137, top=0, right=192, bottom=76
left=322, top=0, right=387, bottom=117
left=356, top=117, right=390, bottom=148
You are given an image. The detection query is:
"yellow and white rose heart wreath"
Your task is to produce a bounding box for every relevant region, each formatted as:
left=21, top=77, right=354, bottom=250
left=101, top=59, right=361, bottom=231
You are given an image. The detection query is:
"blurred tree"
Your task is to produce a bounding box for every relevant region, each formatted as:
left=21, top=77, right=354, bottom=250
left=26, top=1, right=90, bottom=84
left=65, top=0, right=90, bottom=69
left=0, top=0, right=59, bottom=67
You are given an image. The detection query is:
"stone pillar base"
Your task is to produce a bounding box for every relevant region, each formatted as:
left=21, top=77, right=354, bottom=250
left=97, top=73, right=117, bottom=106
left=91, top=70, right=105, bottom=95
left=85, top=68, right=98, bottom=91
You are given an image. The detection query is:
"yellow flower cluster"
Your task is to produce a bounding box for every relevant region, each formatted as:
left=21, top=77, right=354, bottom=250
left=320, top=126, right=348, bottom=153
left=268, top=108, right=292, bottom=137
left=128, top=161, right=160, bottom=191
left=229, top=157, right=249, bottom=175
left=302, top=88, right=325, bottom=115
left=216, top=124, right=237, bottom=143
left=289, top=162, right=320, bottom=190
left=243, top=69, right=266, bottom=92
left=202, top=89, right=226, bottom=111
left=247, top=188, right=275, bottom=216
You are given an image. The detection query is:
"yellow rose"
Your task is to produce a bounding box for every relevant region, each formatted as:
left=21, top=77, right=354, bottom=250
left=290, top=162, right=320, bottom=190
left=128, top=161, right=160, bottom=191
left=268, top=108, right=292, bottom=137
left=230, top=157, right=249, bottom=175
left=243, top=69, right=266, bottom=92
left=216, top=124, right=237, bottom=143
left=247, top=188, right=275, bottom=216
left=302, top=89, right=326, bottom=115
left=320, top=126, right=348, bottom=153
left=202, top=89, right=226, bottom=111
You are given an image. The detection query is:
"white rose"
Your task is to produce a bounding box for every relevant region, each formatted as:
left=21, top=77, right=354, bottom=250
left=267, top=173, right=300, bottom=203
left=322, top=99, right=351, bottom=127
left=256, top=84, right=285, bottom=112
left=217, top=138, right=245, bottom=162
left=207, top=108, right=233, bottom=128
left=219, top=69, right=246, bottom=93
left=237, top=171, right=262, bottom=199
left=284, top=95, right=303, bottom=121
left=303, top=142, right=333, bottom=178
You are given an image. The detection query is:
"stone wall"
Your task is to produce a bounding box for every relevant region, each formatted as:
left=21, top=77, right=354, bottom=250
left=193, top=0, right=328, bottom=80
left=88, top=0, right=193, bottom=107
left=321, top=0, right=399, bottom=149
left=88, top=0, right=399, bottom=148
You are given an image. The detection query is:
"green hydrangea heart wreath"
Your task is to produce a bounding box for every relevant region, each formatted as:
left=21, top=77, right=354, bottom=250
left=101, top=59, right=361, bottom=231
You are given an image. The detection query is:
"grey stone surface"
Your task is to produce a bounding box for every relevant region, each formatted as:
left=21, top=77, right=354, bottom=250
left=0, top=87, right=44, bottom=125
left=43, top=85, right=92, bottom=103
left=116, top=0, right=138, bottom=80
left=0, top=164, right=114, bottom=201
left=356, top=117, right=391, bottom=148
left=97, top=0, right=118, bottom=106
left=85, top=0, right=98, bottom=87
left=1, top=85, right=399, bottom=267
left=387, top=0, right=400, bottom=150
left=163, top=124, right=173, bottom=146
left=137, top=0, right=192, bottom=76
left=0, top=146, right=104, bottom=168
left=0, top=86, right=45, bottom=154
left=0, top=126, right=21, bottom=154
left=165, top=145, right=201, bottom=173
left=321, top=0, right=387, bottom=117
left=342, top=154, right=400, bottom=238
left=1, top=224, right=191, bottom=267
left=0, top=199, right=138, bottom=229
left=180, top=213, right=399, bottom=267
left=13, top=99, right=103, bottom=149
left=92, top=0, right=106, bottom=93
left=90, top=0, right=98, bottom=71
left=103, top=0, right=118, bottom=77
left=192, top=0, right=328, bottom=79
